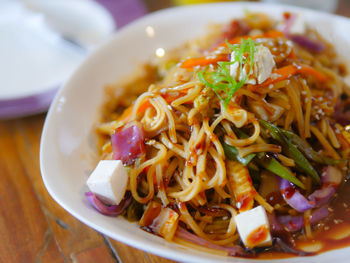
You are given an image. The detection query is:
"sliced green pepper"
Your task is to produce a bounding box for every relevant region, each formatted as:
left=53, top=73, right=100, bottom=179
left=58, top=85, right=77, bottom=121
left=256, top=153, right=306, bottom=189
left=282, top=130, right=345, bottom=165
left=222, top=140, right=255, bottom=166
left=126, top=199, right=143, bottom=222
left=260, top=120, right=320, bottom=184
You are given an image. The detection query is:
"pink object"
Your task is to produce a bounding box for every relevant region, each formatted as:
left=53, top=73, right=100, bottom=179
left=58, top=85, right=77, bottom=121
left=85, top=191, right=131, bottom=216
left=111, top=121, right=146, bottom=165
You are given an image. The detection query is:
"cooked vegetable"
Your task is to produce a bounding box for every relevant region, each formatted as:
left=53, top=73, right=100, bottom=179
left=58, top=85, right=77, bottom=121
left=222, top=140, right=255, bottom=165
left=277, top=206, right=329, bottom=232
left=111, top=121, right=146, bottom=165
left=126, top=199, right=144, bottom=222
left=257, top=153, right=305, bottom=189
left=309, top=166, right=343, bottom=207
left=290, top=35, right=325, bottom=53
left=85, top=191, right=131, bottom=216
left=180, top=54, right=229, bottom=69
left=279, top=178, right=313, bottom=212
left=255, top=64, right=328, bottom=88
left=282, top=130, right=344, bottom=165
left=260, top=120, right=320, bottom=184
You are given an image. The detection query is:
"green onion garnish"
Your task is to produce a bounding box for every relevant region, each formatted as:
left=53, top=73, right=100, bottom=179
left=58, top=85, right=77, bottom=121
left=198, top=38, right=256, bottom=108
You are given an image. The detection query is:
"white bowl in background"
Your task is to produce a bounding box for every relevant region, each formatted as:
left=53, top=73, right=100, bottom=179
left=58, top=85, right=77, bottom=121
left=40, top=2, right=350, bottom=262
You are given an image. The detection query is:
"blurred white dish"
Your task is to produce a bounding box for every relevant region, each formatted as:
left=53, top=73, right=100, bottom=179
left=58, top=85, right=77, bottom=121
left=0, top=0, right=114, bottom=118
left=261, top=0, right=339, bottom=13
left=40, top=2, right=350, bottom=262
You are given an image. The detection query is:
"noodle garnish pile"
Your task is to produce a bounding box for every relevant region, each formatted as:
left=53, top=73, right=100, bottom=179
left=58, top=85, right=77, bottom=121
left=86, top=11, right=350, bottom=258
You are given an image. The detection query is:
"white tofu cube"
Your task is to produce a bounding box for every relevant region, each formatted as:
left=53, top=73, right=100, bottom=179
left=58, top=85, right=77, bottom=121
left=234, top=206, right=272, bottom=248
left=230, top=45, right=275, bottom=85
left=86, top=160, right=128, bottom=205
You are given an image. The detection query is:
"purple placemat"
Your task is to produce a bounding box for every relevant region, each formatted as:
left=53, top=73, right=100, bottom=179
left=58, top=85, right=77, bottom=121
left=95, top=0, right=147, bottom=28
left=0, top=0, right=147, bottom=119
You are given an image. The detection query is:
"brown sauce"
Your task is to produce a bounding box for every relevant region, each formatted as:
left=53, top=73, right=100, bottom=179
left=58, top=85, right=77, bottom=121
left=257, top=180, right=350, bottom=259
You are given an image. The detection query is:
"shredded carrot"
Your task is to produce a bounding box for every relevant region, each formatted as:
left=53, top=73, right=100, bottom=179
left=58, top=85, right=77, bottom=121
left=217, top=30, right=284, bottom=48
left=180, top=31, right=284, bottom=69
left=117, top=89, right=191, bottom=123
left=288, top=49, right=296, bottom=59
left=257, top=65, right=298, bottom=87
left=253, top=64, right=328, bottom=88
left=117, top=99, right=152, bottom=123
left=297, top=64, right=328, bottom=83
left=180, top=54, right=229, bottom=69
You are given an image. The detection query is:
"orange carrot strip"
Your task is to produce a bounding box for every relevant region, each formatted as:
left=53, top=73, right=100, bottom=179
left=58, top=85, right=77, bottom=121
left=118, top=88, right=192, bottom=123
left=180, top=54, right=229, bottom=69
left=117, top=99, right=152, bottom=123
left=181, top=30, right=284, bottom=69
left=288, top=49, right=296, bottom=59
left=258, top=65, right=298, bottom=87
left=217, top=30, right=284, bottom=48
left=297, top=64, right=328, bottom=83
left=255, top=64, right=328, bottom=88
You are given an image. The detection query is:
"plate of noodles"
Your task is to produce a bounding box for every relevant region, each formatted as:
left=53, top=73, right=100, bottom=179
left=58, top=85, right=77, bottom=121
left=40, top=2, right=350, bottom=262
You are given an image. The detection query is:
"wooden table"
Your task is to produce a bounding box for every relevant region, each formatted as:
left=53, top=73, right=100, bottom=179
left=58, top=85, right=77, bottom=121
left=1, top=1, right=350, bottom=263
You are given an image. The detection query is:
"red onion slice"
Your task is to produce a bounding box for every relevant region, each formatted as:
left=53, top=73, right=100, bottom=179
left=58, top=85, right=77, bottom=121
left=308, top=186, right=336, bottom=207
left=85, top=191, right=131, bottom=216
left=175, top=227, right=244, bottom=256
left=280, top=166, right=343, bottom=211
left=290, top=35, right=325, bottom=53
left=267, top=212, right=285, bottom=234
left=282, top=12, right=325, bottom=53
left=321, top=166, right=343, bottom=186
left=279, top=178, right=314, bottom=212
left=278, top=213, right=304, bottom=232
left=111, top=121, right=145, bottom=165
left=309, top=166, right=343, bottom=207
left=277, top=206, right=329, bottom=232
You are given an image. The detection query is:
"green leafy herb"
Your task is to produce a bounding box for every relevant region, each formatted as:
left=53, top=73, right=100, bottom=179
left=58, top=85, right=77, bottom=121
left=198, top=38, right=256, bottom=108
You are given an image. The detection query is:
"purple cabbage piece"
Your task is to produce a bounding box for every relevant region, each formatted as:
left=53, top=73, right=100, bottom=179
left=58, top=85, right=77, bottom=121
left=278, top=206, right=329, bottom=232
left=290, top=35, right=325, bottom=53
left=279, top=178, right=314, bottom=212
left=85, top=191, right=131, bottom=216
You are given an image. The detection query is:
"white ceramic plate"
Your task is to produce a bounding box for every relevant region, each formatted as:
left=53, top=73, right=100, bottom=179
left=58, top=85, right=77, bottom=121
left=0, top=0, right=115, bottom=119
left=40, top=2, right=350, bottom=262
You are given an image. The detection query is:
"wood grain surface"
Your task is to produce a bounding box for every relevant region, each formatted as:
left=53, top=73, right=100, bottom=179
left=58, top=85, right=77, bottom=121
left=1, top=1, right=349, bottom=263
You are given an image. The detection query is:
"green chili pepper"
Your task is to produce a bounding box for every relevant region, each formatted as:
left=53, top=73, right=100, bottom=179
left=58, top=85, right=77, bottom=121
left=222, top=140, right=255, bottom=166
left=126, top=199, right=143, bottom=222
left=260, top=120, right=320, bottom=184
left=256, top=153, right=306, bottom=189
left=282, top=130, right=345, bottom=165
